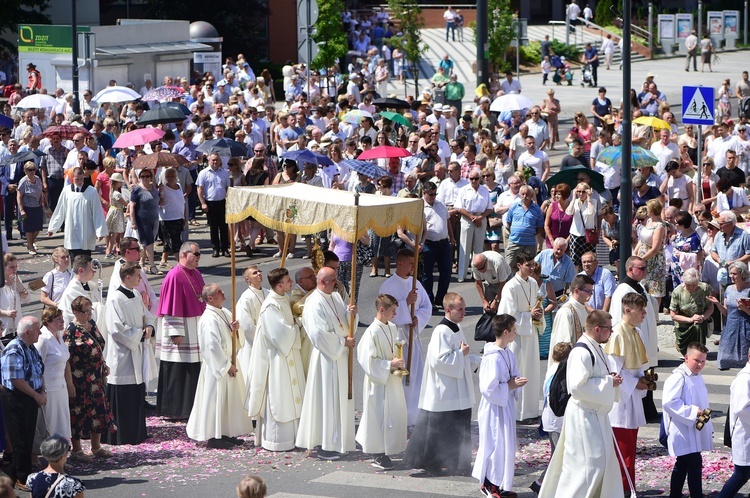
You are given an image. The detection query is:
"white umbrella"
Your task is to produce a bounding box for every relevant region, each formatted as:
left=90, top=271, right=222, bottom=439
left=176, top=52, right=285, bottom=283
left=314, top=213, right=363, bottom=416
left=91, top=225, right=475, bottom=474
left=342, top=109, right=373, bottom=124
left=489, top=93, right=535, bottom=113
left=16, top=94, right=59, bottom=109
left=93, top=86, right=141, bottom=103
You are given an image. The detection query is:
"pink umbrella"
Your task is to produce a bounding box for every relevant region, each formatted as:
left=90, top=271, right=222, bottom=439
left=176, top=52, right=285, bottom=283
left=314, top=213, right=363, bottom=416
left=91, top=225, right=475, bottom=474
left=356, top=145, right=413, bottom=160
left=113, top=128, right=166, bottom=148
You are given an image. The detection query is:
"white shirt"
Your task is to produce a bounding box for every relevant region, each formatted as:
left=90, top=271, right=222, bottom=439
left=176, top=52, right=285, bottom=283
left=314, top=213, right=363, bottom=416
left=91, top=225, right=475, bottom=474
left=436, top=177, right=468, bottom=206
left=650, top=140, right=680, bottom=176
left=455, top=184, right=492, bottom=213
left=517, top=149, right=549, bottom=178
left=424, top=200, right=450, bottom=241
left=709, top=135, right=743, bottom=170
left=568, top=2, right=581, bottom=20
left=500, top=79, right=522, bottom=95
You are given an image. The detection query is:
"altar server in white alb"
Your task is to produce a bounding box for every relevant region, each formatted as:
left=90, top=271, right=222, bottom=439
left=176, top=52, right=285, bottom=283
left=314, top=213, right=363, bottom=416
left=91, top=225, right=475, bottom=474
left=187, top=284, right=253, bottom=450
left=246, top=267, right=305, bottom=452
left=236, top=265, right=268, bottom=387
left=103, top=262, right=154, bottom=446
left=404, top=293, right=479, bottom=477
left=547, top=274, right=593, bottom=368
left=496, top=249, right=543, bottom=421
left=58, top=255, right=104, bottom=328
left=472, top=313, right=527, bottom=497
left=716, top=350, right=750, bottom=497
left=356, top=294, right=407, bottom=471
left=378, top=248, right=432, bottom=427
left=538, top=310, right=625, bottom=498
left=663, top=342, right=713, bottom=498
left=296, top=267, right=358, bottom=461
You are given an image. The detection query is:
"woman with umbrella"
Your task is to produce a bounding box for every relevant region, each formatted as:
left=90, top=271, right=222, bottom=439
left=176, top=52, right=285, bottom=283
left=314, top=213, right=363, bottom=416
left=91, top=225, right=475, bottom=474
left=565, top=182, right=599, bottom=268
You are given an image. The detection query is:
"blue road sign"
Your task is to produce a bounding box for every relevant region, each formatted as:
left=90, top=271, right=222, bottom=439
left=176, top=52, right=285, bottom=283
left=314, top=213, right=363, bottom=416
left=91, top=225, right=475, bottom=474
left=682, top=86, right=715, bottom=125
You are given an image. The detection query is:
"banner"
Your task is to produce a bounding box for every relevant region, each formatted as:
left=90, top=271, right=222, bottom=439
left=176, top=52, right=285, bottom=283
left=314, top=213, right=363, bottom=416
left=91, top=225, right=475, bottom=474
left=18, top=25, right=90, bottom=54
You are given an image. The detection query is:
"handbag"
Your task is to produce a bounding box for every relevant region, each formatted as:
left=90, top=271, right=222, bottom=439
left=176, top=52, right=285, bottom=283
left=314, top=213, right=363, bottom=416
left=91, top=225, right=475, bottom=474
left=487, top=215, right=503, bottom=229
left=578, top=207, right=599, bottom=245
left=474, top=312, right=496, bottom=342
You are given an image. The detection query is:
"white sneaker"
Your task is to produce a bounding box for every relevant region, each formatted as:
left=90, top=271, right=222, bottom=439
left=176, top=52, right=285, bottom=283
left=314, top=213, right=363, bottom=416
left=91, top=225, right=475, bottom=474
left=287, top=253, right=295, bottom=259
left=272, top=251, right=282, bottom=258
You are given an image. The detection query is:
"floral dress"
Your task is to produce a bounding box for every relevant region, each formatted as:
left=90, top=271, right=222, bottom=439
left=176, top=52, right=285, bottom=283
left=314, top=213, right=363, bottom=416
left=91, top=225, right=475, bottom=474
left=64, top=320, right=116, bottom=439
left=670, top=231, right=702, bottom=287
left=636, top=220, right=666, bottom=298
left=106, top=189, right=126, bottom=234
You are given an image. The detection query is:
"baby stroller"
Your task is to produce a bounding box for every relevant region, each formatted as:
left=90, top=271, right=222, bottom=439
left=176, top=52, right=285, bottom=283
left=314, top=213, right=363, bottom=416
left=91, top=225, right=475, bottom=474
left=551, top=56, right=573, bottom=86
left=580, top=63, right=593, bottom=87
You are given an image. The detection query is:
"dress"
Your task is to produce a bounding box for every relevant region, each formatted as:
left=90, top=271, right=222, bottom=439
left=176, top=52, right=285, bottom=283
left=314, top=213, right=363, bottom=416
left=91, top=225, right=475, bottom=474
left=64, top=320, right=115, bottom=439
left=546, top=201, right=572, bottom=248
left=131, top=184, right=159, bottom=245
left=670, top=232, right=702, bottom=287
left=106, top=189, right=125, bottom=234
left=26, top=471, right=85, bottom=498
left=670, top=283, right=712, bottom=354
left=718, top=285, right=750, bottom=370
left=485, top=184, right=503, bottom=243
left=34, top=326, right=72, bottom=440
left=636, top=221, right=666, bottom=298
left=17, top=175, right=43, bottom=233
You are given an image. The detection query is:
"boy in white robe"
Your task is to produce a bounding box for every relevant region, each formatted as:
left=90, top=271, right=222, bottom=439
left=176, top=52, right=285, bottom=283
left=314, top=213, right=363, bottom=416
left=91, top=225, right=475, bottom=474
left=496, top=249, right=543, bottom=422
left=246, top=268, right=305, bottom=451
left=716, top=350, right=750, bottom=496
left=603, top=292, right=649, bottom=494
left=58, top=255, right=103, bottom=328
left=547, top=274, right=593, bottom=368
left=538, top=310, right=625, bottom=498
left=187, top=284, right=253, bottom=449
left=472, top=313, right=527, bottom=496
left=236, top=265, right=268, bottom=387
left=663, top=342, right=713, bottom=498
left=355, top=294, right=407, bottom=471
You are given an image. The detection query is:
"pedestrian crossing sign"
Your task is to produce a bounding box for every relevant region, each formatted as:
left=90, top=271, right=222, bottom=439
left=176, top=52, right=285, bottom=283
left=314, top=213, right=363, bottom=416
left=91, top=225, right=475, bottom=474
left=682, top=86, right=715, bottom=125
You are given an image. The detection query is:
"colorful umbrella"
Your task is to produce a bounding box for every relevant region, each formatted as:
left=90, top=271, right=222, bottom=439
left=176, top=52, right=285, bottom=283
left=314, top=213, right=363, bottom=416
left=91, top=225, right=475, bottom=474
left=281, top=149, right=334, bottom=166
left=41, top=125, right=92, bottom=141
left=342, top=109, right=373, bottom=124
left=379, top=111, right=414, bottom=129
left=196, top=138, right=248, bottom=157
left=596, top=145, right=659, bottom=170
left=372, top=97, right=410, bottom=109
left=142, top=86, right=185, bottom=102
left=633, top=116, right=672, bottom=131
left=137, top=106, right=186, bottom=126
left=545, top=165, right=606, bottom=193
left=132, top=152, right=189, bottom=169
left=113, top=128, right=166, bottom=148
left=93, top=86, right=141, bottom=103
left=357, top=146, right=412, bottom=161
left=339, top=159, right=389, bottom=180
left=16, top=94, right=59, bottom=109
left=489, top=93, right=534, bottom=113
left=0, top=149, right=44, bottom=166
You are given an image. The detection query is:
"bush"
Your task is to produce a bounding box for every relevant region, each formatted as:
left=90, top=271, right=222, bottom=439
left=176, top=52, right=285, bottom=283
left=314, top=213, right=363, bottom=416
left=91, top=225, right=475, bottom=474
left=549, top=39, right=583, bottom=61
left=520, top=41, right=542, bottom=65
left=595, top=0, right=614, bottom=26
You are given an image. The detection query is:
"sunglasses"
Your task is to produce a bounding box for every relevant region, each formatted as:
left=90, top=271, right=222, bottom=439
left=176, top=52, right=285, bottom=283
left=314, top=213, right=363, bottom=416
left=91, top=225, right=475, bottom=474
left=191, top=251, right=202, bottom=257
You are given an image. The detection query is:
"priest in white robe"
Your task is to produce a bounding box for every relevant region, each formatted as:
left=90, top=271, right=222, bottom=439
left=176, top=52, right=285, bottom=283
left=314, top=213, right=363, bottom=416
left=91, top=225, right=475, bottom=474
left=296, top=267, right=358, bottom=460
left=716, top=351, right=750, bottom=496
left=538, top=310, right=624, bottom=498
left=236, top=265, right=268, bottom=387
left=187, top=284, right=253, bottom=449
left=290, top=267, right=317, bottom=376
left=378, top=248, right=432, bottom=427
left=496, top=250, right=543, bottom=421
left=47, top=166, right=107, bottom=256
left=246, top=268, right=305, bottom=451
left=547, top=275, right=595, bottom=368
left=58, top=255, right=104, bottom=329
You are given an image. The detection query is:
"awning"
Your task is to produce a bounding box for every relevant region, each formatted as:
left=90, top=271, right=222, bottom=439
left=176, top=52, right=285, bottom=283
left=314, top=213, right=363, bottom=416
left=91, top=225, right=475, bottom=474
left=96, top=41, right=212, bottom=57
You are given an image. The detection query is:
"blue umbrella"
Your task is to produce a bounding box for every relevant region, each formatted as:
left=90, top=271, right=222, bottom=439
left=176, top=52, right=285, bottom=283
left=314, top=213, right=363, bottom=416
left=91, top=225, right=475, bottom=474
left=596, top=145, right=659, bottom=170
left=0, top=149, right=44, bottom=166
left=0, top=115, right=13, bottom=130
left=196, top=138, right=248, bottom=157
left=281, top=149, right=334, bottom=166
left=339, top=159, right=389, bottom=180
left=153, top=101, right=191, bottom=116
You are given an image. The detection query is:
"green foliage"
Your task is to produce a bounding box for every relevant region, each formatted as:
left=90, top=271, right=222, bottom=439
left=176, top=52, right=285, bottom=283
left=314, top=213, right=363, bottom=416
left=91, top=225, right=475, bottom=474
left=520, top=42, right=541, bottom=65
left=1, top=0, right=50, bottom=53
left=486, top=0, right=518, bottom=75
left=388, top=0, right=429, bottom=91
left=595, top=0, right=614, bottom=27
left=311, top=0, right=349, bottom=71
left=549, top=39, right=582, bottom=61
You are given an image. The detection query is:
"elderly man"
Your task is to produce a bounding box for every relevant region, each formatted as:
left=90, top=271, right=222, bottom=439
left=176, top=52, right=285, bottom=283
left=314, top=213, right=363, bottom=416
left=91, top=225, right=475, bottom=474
left=711, top=211, right=750, bottom=275
left=421, top=182, right=454, bottom=307
left=524, top=106, right=550, bottom=151
left=508, top=124, right=529, bottom=163
left=197, top=152, right=230, bottom=257
left=547, top=274, right=595, bottom=368
left=235, top=265, right=268, bottom=386
left=62, top=133, right=93, bottom=171
left=156, top=242, right=206, bottom=419
left=13, top=111, right=41, bottom=141
left=535, top=238, right=576, bottom=298
left=579, top=251, right=616, bottom=311
left=397, top=172, right=421, bottom=198
left=0, top=316, right=44, bottom=491
left=472, top=251, right=512, bottom=314
left=517, top=136, right=550, bottom=182
left=504, top=185, right=544, bottom=270
left=650, top=128, right=680, bottom=177
left=455, top=168, right=493, bottom=282
left=0, top=138, right=25, bottom=241
left=296, top=267, right=358, bottom=460
left=640, top=82, right=668, bottom=117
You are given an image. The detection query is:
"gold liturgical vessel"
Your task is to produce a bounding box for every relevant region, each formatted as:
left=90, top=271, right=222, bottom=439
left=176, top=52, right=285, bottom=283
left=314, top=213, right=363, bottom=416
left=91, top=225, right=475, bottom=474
left=393, top=341, right=408, bottom=376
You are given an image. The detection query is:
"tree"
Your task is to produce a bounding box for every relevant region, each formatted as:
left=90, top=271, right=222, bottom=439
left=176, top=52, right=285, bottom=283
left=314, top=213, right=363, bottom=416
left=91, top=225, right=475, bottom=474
left=595, top=0, right=614, bottom=27
left=311, top=0, right=348, bottom=71
left=0, top=0, right=51, bottom=53
left=486, top=0, right=517, bottom=74
left=387, top=0, right=429, bottom=97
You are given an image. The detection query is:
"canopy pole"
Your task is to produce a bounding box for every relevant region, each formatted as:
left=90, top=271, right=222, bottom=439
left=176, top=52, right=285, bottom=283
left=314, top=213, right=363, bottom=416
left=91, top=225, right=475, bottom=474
left=230, top=221, right=238, bottom=366
left=280, top=232, right=291, bottom=268
left=347, top=192, right=360, bottom=400
left=405, top=222, right=423, bottom=386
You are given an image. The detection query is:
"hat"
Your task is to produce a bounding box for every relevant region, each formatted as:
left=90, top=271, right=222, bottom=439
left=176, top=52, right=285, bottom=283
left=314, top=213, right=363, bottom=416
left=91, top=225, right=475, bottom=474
left=464, top=104, right=474, bottom=113
left=646, top=72, right=656, bottom=79
left=560, top=56, right=566, bottom=61
left=349, top=73, right=360, bottom=80
left=708, top=220, right=721, bottom=230
left=601, top=114, right=614, bottom=125
left=462, top=115, right=473, bottom=123
left=110, top=173, right=126, bottom=183
left=433, top=103, right=443, bottom=112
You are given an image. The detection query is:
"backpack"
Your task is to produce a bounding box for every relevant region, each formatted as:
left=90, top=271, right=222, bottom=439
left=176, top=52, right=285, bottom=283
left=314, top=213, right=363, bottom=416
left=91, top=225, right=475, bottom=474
left=549, top=343, right=594, bottom=417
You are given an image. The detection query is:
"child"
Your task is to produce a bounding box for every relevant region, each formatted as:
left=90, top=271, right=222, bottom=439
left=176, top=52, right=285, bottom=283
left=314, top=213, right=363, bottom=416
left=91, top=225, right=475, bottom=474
left=237, top=475, right=266, bottom=498
left=355, top=294, right=407, bottom=470
left=40, top=246, right=73, bottom=308
left=105, top=173, right=127, bottom=258
left=472, top=313, right=528, bottom=497
left=604, top=292, right=650, bottom=495
left=663, top=342, right=712, bottom=498
left=541, top=55, right=551, bottom=86
left=532, top=341, right=572, bottom=493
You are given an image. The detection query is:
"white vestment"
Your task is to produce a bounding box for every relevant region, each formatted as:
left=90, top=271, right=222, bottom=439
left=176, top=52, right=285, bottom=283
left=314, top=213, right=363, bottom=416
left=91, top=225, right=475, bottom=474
left=58, top=278, right=106, bottom=333
left=728, top=364, right=750, bottom=466
left=609, top=282, right=658, bottom=368
left=378, top=274, right=432, bottom=426
left=538, top=335, right=624, bottom=498
left=236, top=285, right=268, bottom=387
left=547, top=299, right=589, bottom=368
left=662, top=363, right=713, bottom=457
left=187, top=305, right=253, bottom=441
left=605, top=322, right=647, bottom=429
left=497, top=275, right=542, bottom=420
left=296, top=289, right=357, bottom=453
left=246, top=291, right=305, bottom=451
left=355, top=319, right=407, bottom=455
left=472, top=342, right=518, bottom=490
left=107, top=259, right=158, bottom=315
left=104, top=287, right=154, bottom=386
left=47, top=184, right=108, bottom=251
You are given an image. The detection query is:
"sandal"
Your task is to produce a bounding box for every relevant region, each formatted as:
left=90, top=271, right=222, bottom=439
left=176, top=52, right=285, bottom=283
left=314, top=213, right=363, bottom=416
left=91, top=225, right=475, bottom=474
left=71, top=450, right=95, bottom=462
left=91, top=447, right=114, bottom=459
left=149, top=266, right=164, bottom=275
left=369, top=272, right=378, bottom=278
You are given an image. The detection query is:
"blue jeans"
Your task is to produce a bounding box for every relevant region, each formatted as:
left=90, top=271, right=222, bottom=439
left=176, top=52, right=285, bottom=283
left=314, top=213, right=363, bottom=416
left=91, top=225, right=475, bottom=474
left=421, top=238, right=452, bottom=306
left=717, top=463, right=750, bottom=497
left=445, top=22, right=456, bottom=41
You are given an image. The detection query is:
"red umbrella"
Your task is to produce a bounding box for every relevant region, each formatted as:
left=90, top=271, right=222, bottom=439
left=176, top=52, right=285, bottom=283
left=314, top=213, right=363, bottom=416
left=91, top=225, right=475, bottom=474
left=113, top=128, right=166, bottom=148
left=41, top=125, right=92, bottom=140
left=356, top=146, right=412, bottom=160
left=132, top=152, right=189, bottom=169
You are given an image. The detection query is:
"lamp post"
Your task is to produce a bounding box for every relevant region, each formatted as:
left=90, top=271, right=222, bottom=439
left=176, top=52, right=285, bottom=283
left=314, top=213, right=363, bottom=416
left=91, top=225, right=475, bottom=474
left=71, top=0, right=80, bottom=114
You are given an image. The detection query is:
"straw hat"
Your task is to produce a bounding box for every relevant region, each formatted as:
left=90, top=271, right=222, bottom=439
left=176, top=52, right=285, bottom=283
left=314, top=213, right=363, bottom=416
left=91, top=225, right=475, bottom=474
left=110, top=173, right=126, bottom=183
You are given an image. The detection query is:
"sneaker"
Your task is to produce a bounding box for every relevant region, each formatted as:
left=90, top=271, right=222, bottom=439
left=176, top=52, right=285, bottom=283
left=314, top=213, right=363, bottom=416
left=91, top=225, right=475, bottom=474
left=529, top=480, right=541, bottom=494
left=206, top=438, right=234, bottom=450
left=317, top=449, right=341, bottom=461
left=371, top=455, right=394, bottom=470
left=272, top=251, right=282, bottom=258
left=287, top=253, right=295, bottom=259
left=480, top=485, right=502, bottom=498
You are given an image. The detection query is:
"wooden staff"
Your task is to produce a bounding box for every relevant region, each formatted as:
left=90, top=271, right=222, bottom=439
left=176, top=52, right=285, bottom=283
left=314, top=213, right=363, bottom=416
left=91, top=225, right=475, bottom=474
left=279, top=232, right=292, bottom=268
left=347, top=192, right=360, bottom=400
left=405, top=218, right=423, bottom=386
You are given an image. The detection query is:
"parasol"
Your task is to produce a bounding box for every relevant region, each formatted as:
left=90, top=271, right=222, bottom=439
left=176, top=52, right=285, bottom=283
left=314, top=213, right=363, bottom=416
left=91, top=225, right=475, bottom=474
left=93, top=86, right=141, bottom=103
left=132, top=152, right=189, bottom=169
left=372, top=97, right=411, bottom=109
left=545, top=165, right=606, bottom=193
left=596, top=145, right=659, bottom=170
left=342, top=109, right=373, bottom=124
left=113, top=128, right=166, bottom=148
left=489, top=93, right=534, bottom=113
left=339, top=159, right=390, bottom=179
left=153, top=101, right=191, bottom=116
left=0, top=149, right=45, bottom=166
left=41, top=125, right=91, bottom=141
left=633, top=116, right=672, bottom=131
left=357, top=146, right=412, bottom=161
left=281, top=149, right=334, bottom=166
left=137, top=106, right=187, bottom=126
left=0, top=115, right=13, bottom=130
left=16, top=94, right=59, bottom=109
left=196, top=138, right=248, bottom=158
left=142, top=85, right=185, bottom=102
left=379, top=111, right=414, bottom=129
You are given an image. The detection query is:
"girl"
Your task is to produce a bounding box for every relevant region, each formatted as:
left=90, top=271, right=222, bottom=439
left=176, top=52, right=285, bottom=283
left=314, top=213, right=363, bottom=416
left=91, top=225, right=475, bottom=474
left=40, top=247, right=72, bottom=308
left=105, top=173, right=127, bottom=258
